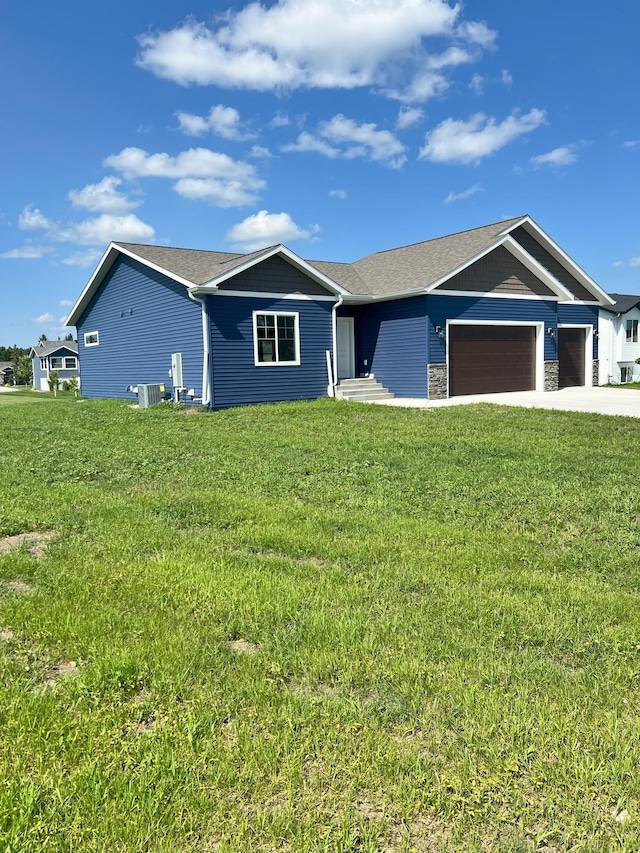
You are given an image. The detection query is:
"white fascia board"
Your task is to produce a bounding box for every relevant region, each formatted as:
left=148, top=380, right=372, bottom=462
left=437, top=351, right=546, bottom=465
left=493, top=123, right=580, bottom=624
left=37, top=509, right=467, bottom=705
left=65, top=243, right=119, bottom=326
left=506, top=216, right=615, bottom=306
left=65, top=242, right=194, bottom=326
left=203, top=288, right=337, bottom=302
left=195, top=245, right=350, bottom=297
left=433, top=288, right=559, bottom=302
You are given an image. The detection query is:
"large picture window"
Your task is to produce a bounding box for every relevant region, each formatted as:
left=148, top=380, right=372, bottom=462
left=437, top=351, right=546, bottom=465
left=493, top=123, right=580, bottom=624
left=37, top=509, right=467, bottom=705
left=253, top=312, right=300, bottom=365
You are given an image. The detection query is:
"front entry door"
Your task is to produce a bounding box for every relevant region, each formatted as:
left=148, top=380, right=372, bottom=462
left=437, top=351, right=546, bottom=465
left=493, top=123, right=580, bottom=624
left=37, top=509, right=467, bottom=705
left=337, top=317, right=355, bottom=379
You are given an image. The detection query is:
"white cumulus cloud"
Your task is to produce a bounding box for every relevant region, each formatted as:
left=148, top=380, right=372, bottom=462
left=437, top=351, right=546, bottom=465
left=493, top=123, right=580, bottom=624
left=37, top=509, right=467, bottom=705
left=530, top=145, right=577, bottom=168
left=329, top=189, right=347, bottom=199
left=419, top=108, right=546, bottom=164
left=61, top=249, right=105, bottom=268
left=68, top=176, right=141, bottom=214
left=19, top=206, right=54, bottom=231
left=104, top=146, right=265, bottom=207
left=396, top=106, right=424, bottom=129
left=136, top=0, right=495, bottom=103
left=0, top=245, right=54, bottom=259
left=284, top=115, right=406, bottom=168
left=226, top=210, right=318, bottom=251
left=176, top=104, right=255, bottom=140
left=65, top=214, right=155, bottom=246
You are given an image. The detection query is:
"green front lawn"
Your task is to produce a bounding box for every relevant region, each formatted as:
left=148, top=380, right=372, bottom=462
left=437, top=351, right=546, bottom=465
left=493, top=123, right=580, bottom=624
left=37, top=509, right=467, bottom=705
left=1, top=399, right=639, bottom=852
left=0, top=388, right=81, bottom=405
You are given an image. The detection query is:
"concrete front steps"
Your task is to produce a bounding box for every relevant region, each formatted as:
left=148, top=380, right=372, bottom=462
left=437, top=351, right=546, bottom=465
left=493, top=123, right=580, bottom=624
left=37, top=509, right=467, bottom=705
left=334, top=376, right=395, bottom=402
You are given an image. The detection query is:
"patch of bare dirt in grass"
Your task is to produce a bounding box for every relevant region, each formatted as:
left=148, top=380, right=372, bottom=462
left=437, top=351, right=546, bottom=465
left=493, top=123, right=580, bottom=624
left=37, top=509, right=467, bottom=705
left=229, top=638, right=259, bottom=655
left=33, top=660, right=78, bottom=692
left=0, top=531, right=54, bottom=559
left=0, top=627, right=14, bottom=641
left=384, top=814, right=454, bottom=853
left=288, top=678, right=340, bottom=700
left=1, top=579, right=35, bottom=596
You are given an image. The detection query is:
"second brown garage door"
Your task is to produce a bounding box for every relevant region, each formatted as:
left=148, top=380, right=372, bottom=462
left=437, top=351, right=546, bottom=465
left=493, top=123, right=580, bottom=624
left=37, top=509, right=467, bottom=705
left=449, top=325, right=536, bottom=397
left=558, top=327, right=586, bottom=387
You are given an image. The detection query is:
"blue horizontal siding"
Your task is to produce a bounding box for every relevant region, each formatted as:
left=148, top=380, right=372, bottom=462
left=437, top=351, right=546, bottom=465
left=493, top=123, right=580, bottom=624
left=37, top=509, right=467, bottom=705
left=427, top=295, right=558, bottom=363
left=353, top=297, right=428, bottom=397
left=208, top=295, right=333, bottom=408
left=75, top=256, right=203, bottom=401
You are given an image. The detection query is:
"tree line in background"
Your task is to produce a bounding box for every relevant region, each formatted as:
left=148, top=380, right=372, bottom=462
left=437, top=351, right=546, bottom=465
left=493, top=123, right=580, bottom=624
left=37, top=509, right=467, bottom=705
left=0, top=333, right=74, bottom=386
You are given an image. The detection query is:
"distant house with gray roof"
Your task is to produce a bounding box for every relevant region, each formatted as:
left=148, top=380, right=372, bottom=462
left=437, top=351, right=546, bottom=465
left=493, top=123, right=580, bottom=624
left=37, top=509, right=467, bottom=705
left=0, top=362, right=14, bottom=385
left=64, top=215, right=613, bottom=407
left=30, top=340, right=80, bottom=391
left=598, top=293, right=640, bottom=384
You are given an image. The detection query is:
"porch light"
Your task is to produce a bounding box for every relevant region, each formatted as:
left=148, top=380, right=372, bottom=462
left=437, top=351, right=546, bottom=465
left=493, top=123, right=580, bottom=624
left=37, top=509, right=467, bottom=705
left=547, top=327, right=556, bottom=338
left=434, top=325, right=444, bottom=338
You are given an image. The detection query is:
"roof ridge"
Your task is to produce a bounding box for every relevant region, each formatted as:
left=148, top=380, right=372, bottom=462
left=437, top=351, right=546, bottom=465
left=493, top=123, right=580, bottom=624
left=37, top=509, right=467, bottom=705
left=355, top=215, right=527, bottom=261
left=114, top=242, right=244, bottom=259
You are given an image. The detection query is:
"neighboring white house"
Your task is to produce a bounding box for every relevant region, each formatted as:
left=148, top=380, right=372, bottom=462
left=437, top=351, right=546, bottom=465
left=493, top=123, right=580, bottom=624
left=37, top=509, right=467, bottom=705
left=599, top=294, right=640, bottom=384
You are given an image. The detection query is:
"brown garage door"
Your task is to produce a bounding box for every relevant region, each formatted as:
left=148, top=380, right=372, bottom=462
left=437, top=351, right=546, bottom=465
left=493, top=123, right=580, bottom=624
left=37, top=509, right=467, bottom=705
left=449, top=325, right=536, bottom=397
left=558, top=327, right=585, bottom=387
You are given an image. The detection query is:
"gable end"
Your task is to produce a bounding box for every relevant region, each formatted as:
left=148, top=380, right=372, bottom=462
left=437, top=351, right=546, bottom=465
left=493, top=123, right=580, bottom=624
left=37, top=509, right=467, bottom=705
left=433, top=245, right=557, bottom=298
left=217, top=254, right=335, bottom=297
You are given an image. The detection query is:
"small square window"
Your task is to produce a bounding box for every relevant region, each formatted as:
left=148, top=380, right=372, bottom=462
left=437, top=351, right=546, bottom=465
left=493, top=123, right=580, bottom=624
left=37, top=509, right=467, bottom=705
left=253, top=312, right=299, bottom=365
left=84, top=331, right=99, bottom=347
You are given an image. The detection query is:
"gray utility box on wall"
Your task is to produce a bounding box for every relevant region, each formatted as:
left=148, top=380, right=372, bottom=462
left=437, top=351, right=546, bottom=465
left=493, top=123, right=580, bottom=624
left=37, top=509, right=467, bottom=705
left=138, top=384, right=164, bottom=408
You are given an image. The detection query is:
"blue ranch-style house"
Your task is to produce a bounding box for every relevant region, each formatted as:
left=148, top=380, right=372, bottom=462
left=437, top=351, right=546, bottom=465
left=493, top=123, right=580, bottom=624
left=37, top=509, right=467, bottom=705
left=30, top=340, right=80, bottom=392
left=65, top=216, right=613, bottom=407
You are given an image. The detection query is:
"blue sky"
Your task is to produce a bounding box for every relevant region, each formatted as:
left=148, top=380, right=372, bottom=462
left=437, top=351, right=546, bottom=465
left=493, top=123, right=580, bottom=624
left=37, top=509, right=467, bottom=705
left=1, top=0, right=639, bottom=346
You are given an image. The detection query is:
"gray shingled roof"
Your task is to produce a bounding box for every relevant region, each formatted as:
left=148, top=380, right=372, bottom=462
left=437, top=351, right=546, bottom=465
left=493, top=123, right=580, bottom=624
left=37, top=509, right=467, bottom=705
left=30, top=340, right=78, bottom=356
left=349, top=217, right=524, bottom=295
left=600, top=293, right=640, bottom=314
left=117, top=218, right=524, bottom=297
left=115, top=242, right=246, bottom=286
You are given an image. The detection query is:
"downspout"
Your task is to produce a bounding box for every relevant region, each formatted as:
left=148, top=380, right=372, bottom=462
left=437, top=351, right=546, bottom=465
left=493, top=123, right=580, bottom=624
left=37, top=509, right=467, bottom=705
left=188, top=289, right=212, bottom=407
left=329, top=295, right=344, bottom=397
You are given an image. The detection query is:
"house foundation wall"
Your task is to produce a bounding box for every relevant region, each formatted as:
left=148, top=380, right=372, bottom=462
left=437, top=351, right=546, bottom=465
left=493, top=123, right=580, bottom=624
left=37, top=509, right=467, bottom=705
left=592, top=359, right=599, bottom=387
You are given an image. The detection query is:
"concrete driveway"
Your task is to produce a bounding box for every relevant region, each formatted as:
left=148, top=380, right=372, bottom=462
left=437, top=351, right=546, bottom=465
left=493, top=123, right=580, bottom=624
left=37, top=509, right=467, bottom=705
left=372, top=386, right=640, bottom=418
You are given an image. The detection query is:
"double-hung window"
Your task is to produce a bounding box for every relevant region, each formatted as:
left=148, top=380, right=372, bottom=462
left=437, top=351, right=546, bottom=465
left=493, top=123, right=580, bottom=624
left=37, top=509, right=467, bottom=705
left=64, top=357, right=77, bottom=369
left=50, top=357, right=63, bottom=369
left=626, top=319, right=638, bottom=343
left=253, top=312, right=300, bottom=365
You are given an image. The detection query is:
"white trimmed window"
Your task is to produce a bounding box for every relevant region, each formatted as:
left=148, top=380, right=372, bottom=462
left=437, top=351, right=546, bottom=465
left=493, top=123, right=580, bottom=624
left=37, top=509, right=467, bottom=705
left=253, top=312, right=300, bottom=366
left=626, top=319, right=638, bottom=342
left=84, top=331, right=99, bottom=347
left=50, top=357, right=63, bottom=369
left=64, top=357, right=78, bottom=369
left=40, top=358, right=46, bottom=370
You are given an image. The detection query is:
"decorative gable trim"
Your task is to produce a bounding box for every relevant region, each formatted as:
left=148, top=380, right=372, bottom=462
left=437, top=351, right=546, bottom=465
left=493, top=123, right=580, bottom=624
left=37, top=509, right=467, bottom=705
left=502, top=216, right=614, bottom=305
left=193, top=244, right=348, bottom=298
